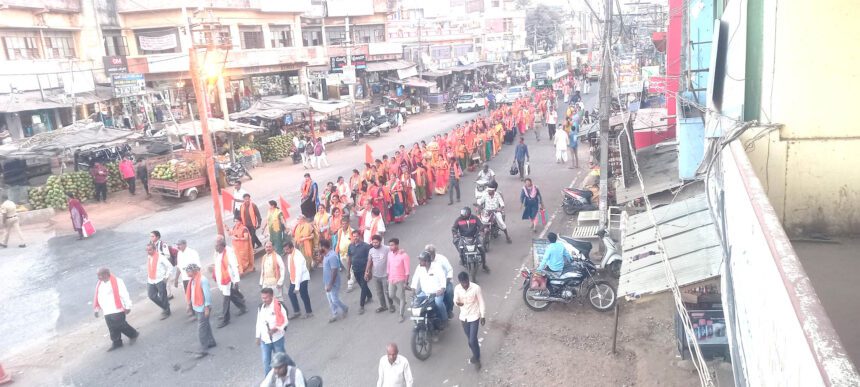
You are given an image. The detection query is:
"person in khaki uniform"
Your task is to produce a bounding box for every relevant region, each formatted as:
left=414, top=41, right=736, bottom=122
left=0, top=194, right=25, bottom=248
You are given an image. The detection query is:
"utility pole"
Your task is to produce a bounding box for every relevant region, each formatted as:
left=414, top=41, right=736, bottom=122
left=598, top=0, right=613, bottom=229
left=188, top=14, right=230, bottom=237
left=344, top=15, right=355, bottom=139
left=417, top=18, right=422, bottom=78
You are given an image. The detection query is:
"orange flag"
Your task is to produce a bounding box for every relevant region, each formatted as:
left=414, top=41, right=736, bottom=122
left=221, top=189, right=234, bottom=213
left=365, top=144, right=374, bottom=164
left=278, top=195, right=291, bottom=220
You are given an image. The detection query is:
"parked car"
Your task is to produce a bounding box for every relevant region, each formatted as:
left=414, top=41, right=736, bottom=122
left=456, top=93, right=485, bottom=113
left=497, top=85, right=527, bottom=104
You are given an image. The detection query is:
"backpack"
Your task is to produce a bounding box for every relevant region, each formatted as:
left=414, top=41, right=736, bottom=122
left=314, top=142, right=323, bottom=156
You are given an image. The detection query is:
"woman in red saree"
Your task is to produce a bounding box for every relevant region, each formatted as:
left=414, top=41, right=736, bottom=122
left=433, top=154, right=449, bottom=195
left=230, top=220, right=255, bottom=274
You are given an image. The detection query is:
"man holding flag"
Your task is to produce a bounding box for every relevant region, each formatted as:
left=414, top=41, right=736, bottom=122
left=256, top=287, right=289, bottom=376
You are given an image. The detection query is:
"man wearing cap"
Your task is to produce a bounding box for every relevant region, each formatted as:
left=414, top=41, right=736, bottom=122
left=184, top=263, right=216, bottom=351
left=93, top=268, right=138, bottom=351
left=256, top=287, right=289, bottom=376
left=409, top=252, right=448, bottom=324
left=260, top=352, right=306, bottom=387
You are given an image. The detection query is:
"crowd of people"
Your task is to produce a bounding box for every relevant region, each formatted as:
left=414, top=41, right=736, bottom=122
left=88, top=72, right=593, bottom=386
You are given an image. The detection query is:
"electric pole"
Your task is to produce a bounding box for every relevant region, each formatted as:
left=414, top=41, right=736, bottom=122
left=598, top=0, right=613, bottom=229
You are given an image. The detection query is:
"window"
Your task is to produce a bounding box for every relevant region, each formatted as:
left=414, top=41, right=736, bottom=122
left=2, top=31, right=41, bottom=60
left=239, top=26, right=264, bottom=49
left=44, top=32, right=75, bottom=59
left=103, top=31, right=128, bottom=56
left=302, top=27, right=322, bottom=47
left=430, top=46, right=451, bottom=60
left=270, top=25, right=293, bottom=48
left=452, top=44, right=472, bottom=57
left=325, top=26, right=346, bottom=46
left=503, top=18, right=513, bottom=32
left=352, top=25, right=385, bottom=44
left=190, top=26, right=230, bottom=48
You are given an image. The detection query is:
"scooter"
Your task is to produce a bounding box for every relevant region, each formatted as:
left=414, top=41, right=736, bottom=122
left=557, top=230, right=624, bottom=278
left=225, top=161, right=252, bottom=185
left=561, top=188, right=598, bottom=216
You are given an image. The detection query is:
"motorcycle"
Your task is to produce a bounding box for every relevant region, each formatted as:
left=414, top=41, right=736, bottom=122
left=457, top=235, right=484, bottom=283
left=444, top=94, right=459, bottom=112
left=520, top=259, right=617, bottom=312
left=479, top=209, right=502, bottom=253
left=225, top=161, right=252, bottom=185
left=290, top=149, right=302, bottom=164
left=561, top=188, right=598, bottom=216
left=409, top=295, right=446, bottom=360
left=371, top=111, right=391, bottom=134
left=558, top=232, right=624, bottom=279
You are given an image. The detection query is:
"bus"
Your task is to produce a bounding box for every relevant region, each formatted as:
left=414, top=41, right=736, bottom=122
left=528, top=55, right=568, bottom=88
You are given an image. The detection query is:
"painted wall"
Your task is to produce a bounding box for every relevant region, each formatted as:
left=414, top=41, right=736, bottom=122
left=665, top=0, right=683, bottom=132
left=739, top=0, right=860, bottom=236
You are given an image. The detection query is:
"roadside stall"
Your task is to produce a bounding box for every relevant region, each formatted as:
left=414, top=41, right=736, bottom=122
left=146, top=150, right=207, bottom=201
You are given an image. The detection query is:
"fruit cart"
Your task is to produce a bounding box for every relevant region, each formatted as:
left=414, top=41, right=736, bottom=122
left=146, top=151, right=209, bottom=201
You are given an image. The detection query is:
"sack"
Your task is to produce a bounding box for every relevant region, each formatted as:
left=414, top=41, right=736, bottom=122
left=530, top=272, right=547, bottom=290
left=509, top=160, right=519, bottom=176
left=82, top=218, right=96, bottom=237
left=539, top=208, right=547, bottom=225
left=524, top=161, right=530, bottom=176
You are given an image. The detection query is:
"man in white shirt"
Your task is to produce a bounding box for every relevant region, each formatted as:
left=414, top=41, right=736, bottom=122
left=424, top=244, right=454, bottom=318
left=213, top=236, right=247, bottom=328
left=259, top=241, right=286, bottom=299
left=232, top=181, right=248, bottom=221
left=174, top=239, right=201, bottom=293
left=478, top=187, right=512, bottom=244
left=256, top=287, right=289, bottom=376
left=283, top=241, right=312, bottom=319
left=377, top=343, right=413, bottom=387
left=0, top=194, right=25, bottom=248
left=546, top=106, right=559, bottom=141
left=363, top=207, right=386, bottom=244
left=93, top=268, right=138, bottom=351
left=145, top=242, right=172, bottom=319
left=409, top=252, right=448, bottom=322
left=454, top=271, right=486, bottom=370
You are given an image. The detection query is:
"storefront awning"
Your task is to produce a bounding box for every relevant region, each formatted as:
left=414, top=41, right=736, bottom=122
left=449, top=61, right=500, bottom=72
left=0, top=86, right=116, bottom=113
left=385, top=77, right=437, bottom=89
left=166, top=118, right=264, bottom=137
left=364, top=60, right=416, bottom=73
left=420, top=69, right=452, bottom=77
left=618, top=193, right=722, bottom=299
left=308, top=98, right=351, bottom=114
left=0, top=120, right=138, bottom=158
left=230, top=95, right=310, bottom=121
left=614, top=141, right=682, bottom=203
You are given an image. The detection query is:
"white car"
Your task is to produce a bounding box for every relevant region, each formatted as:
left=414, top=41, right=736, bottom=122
left=456, top=93, right=485, bottom=113
left=497, top=85, right=527, bottom=104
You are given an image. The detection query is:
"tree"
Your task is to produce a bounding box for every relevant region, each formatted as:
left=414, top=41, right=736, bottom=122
left=526, top=4, right=564, bottom=53
left=515, top=0, right=532, bottom=9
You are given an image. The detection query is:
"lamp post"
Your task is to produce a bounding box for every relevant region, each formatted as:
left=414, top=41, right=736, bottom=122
left=188, top=14, right=231, bottom=237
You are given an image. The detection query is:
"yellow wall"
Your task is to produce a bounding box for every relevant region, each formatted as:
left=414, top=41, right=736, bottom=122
left=745, top=0, right=860, bottom=236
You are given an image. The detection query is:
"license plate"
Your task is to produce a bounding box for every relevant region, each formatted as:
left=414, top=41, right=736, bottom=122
left=411, top=317, right=424, bottom=321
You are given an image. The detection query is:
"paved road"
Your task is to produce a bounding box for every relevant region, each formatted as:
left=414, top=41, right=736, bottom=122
left=1, top=89, right=598, bottom=386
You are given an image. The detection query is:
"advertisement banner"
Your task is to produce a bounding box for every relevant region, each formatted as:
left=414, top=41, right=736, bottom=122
left=111, top=73, right=146, bottom=98
left=139, top=33, right=178, bottom=51
left=330, top=55, right=367, bottom=72
left=103, top=56, right=128, bottom=76
left=648, top=76, right=669, bottom=94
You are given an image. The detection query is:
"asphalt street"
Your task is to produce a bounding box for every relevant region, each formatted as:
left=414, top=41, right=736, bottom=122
left=0, top=89, right=598, bottom=386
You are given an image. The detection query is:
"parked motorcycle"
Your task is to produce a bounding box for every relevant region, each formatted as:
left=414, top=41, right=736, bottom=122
left=561, top=188, right=598, bottom=216
left=290, top=149, right=302, bottom=164
left=371, top=111, right=391, bottom=134
left=409, top=295, right=446, bottom=360
left=558, top=232, right=623, bottom=279
left=520, top=260, right=617, bottom=312
left=225, top=161, right=252, bottom=185
left=457, top=235, right=484, bottom=283
left=444, top=94, right=459, bottom=112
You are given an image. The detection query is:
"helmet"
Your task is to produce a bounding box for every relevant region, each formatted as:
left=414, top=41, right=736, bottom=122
left=460, top=207, right=472, bottom=218
left=418, top=251, right=433, bottom=262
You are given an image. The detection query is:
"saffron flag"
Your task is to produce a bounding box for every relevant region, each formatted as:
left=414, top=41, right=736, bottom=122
left=279, top=196, right=291, bottom=220
left=221, top=189, right=234, bottom=213
left=365, top=144, right=374, bottom=164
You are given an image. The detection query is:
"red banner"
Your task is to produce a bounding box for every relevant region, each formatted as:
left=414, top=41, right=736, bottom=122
left=648, top=76, right=669, bottom=94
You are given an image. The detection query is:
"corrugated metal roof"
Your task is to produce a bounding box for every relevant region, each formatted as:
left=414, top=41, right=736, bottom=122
left=614, top=141, right=682, bottom=203
left=617, top=193, right=722, bottom=299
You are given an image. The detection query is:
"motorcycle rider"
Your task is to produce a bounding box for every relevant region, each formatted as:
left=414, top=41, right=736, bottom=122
left=475, top=163, right=497, bottom=203
left=536, top=232, right=572, bottom=274
left=409, top=251, right=449, bottom=327
left=451, top=207, right=488, bottom=272
left=477, top=187, right=512, bottom=244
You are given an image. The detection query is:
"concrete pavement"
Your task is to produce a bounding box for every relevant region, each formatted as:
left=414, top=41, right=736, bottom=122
left=0, top=90, right=599, bottom=386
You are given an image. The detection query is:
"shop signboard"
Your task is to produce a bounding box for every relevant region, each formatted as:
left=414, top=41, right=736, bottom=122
left=103, top=56, right=128, bottom=76
left=138, top=33, right=178, bottom=51
left=341, top=65, right=356, bottom=85
left=648, top=76, right=669, bottom=94
left=330, top=55, right=367, bottom=72
left=111, top=73, right=146, bottom=98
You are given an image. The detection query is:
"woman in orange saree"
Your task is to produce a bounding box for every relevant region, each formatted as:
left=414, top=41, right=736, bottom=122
left=230, top=220, right=255, bottom=274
